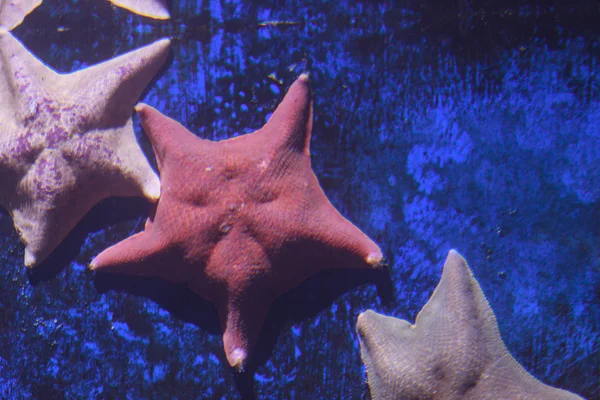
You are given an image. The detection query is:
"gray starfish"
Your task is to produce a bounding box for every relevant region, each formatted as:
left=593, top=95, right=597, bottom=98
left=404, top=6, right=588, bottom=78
left=0, top=0, right=41, bottom=30
left=356, top=250, right=585, bottom=400
left=0, top=29, right=170, bottom=267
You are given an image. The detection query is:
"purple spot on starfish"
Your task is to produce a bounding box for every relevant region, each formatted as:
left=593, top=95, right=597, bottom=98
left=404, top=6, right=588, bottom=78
left=46, top=126, right=69, bottom=147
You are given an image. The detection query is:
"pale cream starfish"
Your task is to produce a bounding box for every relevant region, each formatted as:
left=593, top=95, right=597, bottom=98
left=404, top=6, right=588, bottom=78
left=0, top=29, right=170, bottom=267
left=108, top=0, right=169, bottom=20
left=357, top=250, right=585, bottom=400
left=0, top=0, right=41, bottom=30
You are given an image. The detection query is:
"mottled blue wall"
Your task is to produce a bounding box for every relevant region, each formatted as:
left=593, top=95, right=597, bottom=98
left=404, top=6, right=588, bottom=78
left=1, top=0, right=598, bottom=399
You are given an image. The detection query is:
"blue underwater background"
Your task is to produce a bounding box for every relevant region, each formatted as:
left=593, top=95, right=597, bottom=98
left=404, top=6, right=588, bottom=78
left=1, top=0, right=599, bottom=398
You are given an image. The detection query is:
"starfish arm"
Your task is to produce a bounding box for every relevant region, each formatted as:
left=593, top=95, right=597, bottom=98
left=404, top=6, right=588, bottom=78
left=0, top=0, right=41, bottom=30
left=413, top=250, right=504, bottom=348
left=261, top=74, right=313, bottom=155
left=262, top=191, right=383, bottom=271
left=67, top=38, right=170, bottom=128
left=218, top=290, right=271, bottom=372
left=479, top=353, right=586, bottom=399
left=90, top=228, right=172, bottom=279
left=108, top=0, right=170, bottom=20
left=135, top=103, right=207, bottom=171
left=0, top=30, right=57, bottom=117
left=308, top=203, right=383, bottom=267
left=61, top=119, right=161, bottom=201
left=198, top=232, right=275, bottom=372
left=357, top=310, right=426, bottom=399
left=112, top=122, right=160, bottom=200
left=8, top=153, right=82, bottom=267
left=13, top=204, right=75, bottom=268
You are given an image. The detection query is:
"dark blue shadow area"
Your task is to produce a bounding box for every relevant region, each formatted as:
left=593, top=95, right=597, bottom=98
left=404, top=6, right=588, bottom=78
left=90, top=265, right=390, bottom=399
left=23, top=197, right=153, bottom=285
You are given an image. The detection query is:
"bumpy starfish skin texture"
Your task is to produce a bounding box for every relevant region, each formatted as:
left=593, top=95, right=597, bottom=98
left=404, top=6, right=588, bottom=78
left=91, top=74, right=383, bottom=371
left=0, top=30, right=170, bottom=267
left=0, top=0, right=40, bottom=30
left=356, top=250, right=585, bottom=400
left=108, top=0, right=169, bottom=19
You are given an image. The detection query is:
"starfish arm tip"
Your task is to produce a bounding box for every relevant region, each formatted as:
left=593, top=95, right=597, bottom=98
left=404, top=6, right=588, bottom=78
left=134, top=103, right=149, bottom=113
left=89, top=253, right=113, bottom=271
left=299, top=72, right=310, bottom=82
left=23, top=248, right=37, bottom=268
left=448, top=248, right=460, bottom=257
left=150, top=12, right=171, bottom=21
left=365, top=251, right=384, bottom=267
left=356, top=310, right=368, bottom=329
left=228, top=348, right=247, bottom=373
left=356, top=309, right=377, bottom=328
left=143, top=181, right=161, bottom=201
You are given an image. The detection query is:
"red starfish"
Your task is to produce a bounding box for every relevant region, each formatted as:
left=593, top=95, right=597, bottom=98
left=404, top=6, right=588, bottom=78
left=90, top=74, right=383, bottom=371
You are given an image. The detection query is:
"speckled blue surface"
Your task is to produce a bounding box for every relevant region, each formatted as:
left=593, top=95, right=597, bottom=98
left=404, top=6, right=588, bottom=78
left=1, top=0, right=599, bottom=399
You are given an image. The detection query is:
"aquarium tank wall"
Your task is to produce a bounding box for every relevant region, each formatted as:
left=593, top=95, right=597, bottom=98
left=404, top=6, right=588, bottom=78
left=0, top=0, right=598, bottom=399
